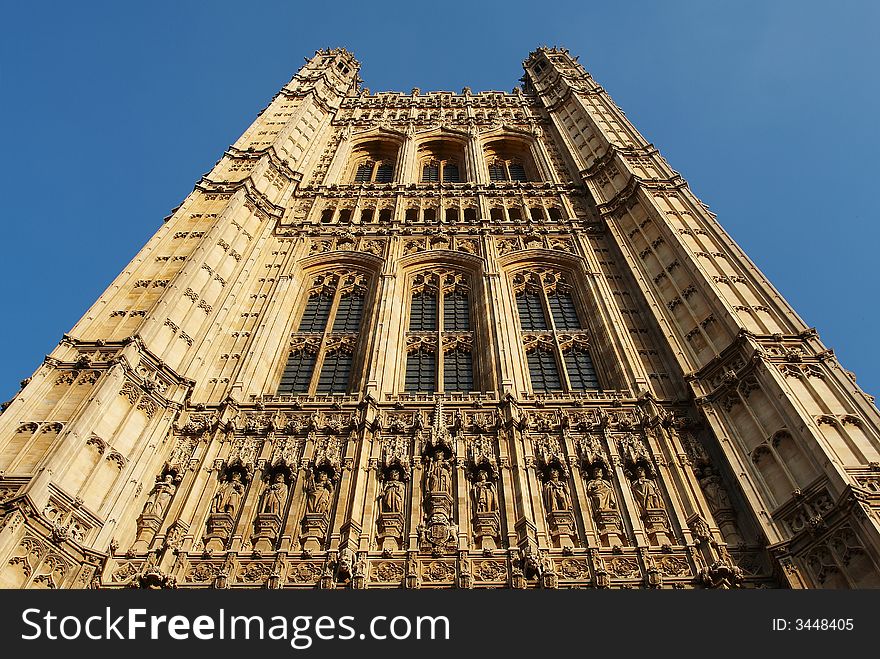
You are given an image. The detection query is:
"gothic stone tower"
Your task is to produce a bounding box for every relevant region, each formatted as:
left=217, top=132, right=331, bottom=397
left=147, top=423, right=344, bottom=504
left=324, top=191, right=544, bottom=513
left=2, top=47, right=880, bottom=590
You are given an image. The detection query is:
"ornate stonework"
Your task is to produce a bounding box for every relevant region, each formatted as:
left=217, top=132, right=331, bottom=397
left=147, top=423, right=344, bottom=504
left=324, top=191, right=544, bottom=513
left=1, top=47, right=879, bottom=589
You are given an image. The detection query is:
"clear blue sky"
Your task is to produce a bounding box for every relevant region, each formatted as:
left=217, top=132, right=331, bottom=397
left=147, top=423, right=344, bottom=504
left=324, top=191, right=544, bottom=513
left=1, top=1, right=878, bottom=402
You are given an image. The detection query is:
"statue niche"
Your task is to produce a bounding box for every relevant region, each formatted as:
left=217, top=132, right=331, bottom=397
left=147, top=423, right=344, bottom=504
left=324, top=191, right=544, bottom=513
left=252, top=467, right=291, bottom=553
left=377, top=465, right=407, bottom=551
left=419, top=446, right=457, bottom=553
left=204, top=467, right=248, bottom=552
left=301, top=465, right=336, bottom=553
left=584, top=461, right=625, bottom=548
left=470, top=465, right=500, bottom=550
left=541, top=464, right=575, bottom=549
left=627, top=461, right=671, bottom=546
left=131, top=469, right=182, bottom=553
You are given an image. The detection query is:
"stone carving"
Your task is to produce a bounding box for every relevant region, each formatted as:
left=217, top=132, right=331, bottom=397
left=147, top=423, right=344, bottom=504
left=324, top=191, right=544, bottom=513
left=212, top=471, right=245, bottom=516
left=142, top=474, right=176, bottom=518
left=543, top=467, right=571, bottom=513
left=630, top=465, right=662, bottom=512
left=377, top=466, right=406, bottom=551
left=259, top=471, right=289, bottom=516
left=301, top=467, right=335, bottom=552
left=473, top=468, right=497, bottom=513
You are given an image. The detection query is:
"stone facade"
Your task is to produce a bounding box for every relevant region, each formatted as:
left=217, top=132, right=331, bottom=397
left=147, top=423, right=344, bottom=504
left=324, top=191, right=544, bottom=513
left=1, top=47, right=880, bottom=589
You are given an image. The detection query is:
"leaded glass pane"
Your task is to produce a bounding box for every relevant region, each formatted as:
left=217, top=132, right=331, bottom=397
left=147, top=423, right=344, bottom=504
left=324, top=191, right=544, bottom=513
left=516, top=291, right=547, bottom=330
left=298, top=291, right=333, bottom=332
left=527, top=349, right=561, bottom=391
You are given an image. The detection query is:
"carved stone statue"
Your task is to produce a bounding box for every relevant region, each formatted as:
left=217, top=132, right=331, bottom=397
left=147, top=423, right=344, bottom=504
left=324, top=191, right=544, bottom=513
left=380, top=469, right=405, bottom=513
left=259, top=472, right=288, bottom=516
left=142, top=474, right=176, bottom=517
left=473, top=469, right=497, bottom=513
left=306, top=470, right=333, bottom=515
left=426, top=454, right=451, bottom=495
left=543, top=468, right=571, bottom=513
left=699, top=467, right=732, bottom=511
left=585, top=466, right=616, bottom=511
left=631, top=466, right=662, bottom=512
left=211, top=471, right=244, bottom=516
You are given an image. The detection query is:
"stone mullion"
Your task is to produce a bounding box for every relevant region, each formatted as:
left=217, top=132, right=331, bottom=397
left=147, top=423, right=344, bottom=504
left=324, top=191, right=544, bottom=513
left=520, top=433, right=549, bottom=548
left=485, top=268, right=523, bottom=397
left=368, top=237, right=403, bottom=399
left=643, top=426, right=693, bottom=545
left=355, top=432, right=382, bottom=553
left=328, top=442, right=358, bottom=549
left=609, top=438, right=647, bottom=547
left=407, top=458, right=423, bottom=551
left=454, top=453, right=469, bottom=548
left=496, top=427, right=517, bottom=549
left=564, top=438, right=595, bottom=547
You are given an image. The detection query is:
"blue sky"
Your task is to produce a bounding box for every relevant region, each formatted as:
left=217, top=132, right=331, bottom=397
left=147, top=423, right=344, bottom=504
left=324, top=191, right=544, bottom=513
left=1, top=1, right=878, bottom=401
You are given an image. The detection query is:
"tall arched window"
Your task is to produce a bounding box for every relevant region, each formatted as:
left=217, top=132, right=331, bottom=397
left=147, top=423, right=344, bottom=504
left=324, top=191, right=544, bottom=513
left=404, top=270, right=474, bottom=393
left=417, top=139, right=467, bottom=183
left=512, top=268, right=601, bottom=393
left=348, top=139, right=400, bottom=183
left=278, top=270, right=370, bottom=395
left=484, top=138, right=540, bottom=182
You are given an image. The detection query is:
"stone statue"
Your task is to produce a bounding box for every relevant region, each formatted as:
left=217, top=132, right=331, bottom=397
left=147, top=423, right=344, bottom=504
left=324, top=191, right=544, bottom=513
left=543, top=468, right=571, bottom=513
left=700, top=468, right=732, bottom=511
left=631, top=466, right=662, bottom=512
left=472, top=469, right=497, bottom=513
left=380, top=469, right=405, bottom=513
left=585, top=465, right=616, bottom=511
left=142, top=474, right=176, bottom=517
left=306, top=470, right=333, bottom=515
left=259, top=472, right=288, bottom=516
left=211, top=471, right=244, bottom=516
left=426, top=455, right=451, bottom=495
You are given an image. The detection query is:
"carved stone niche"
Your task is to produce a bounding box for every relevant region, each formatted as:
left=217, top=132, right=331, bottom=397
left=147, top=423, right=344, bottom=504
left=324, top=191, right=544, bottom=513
left=420, top=445, right=457, bottom=554
left=470, top=462, right=501, bottom=551
left=131, top=467, right=183, bottom=553
left=626, top=458, right=671, bottom=546
left=377, top=464, right=407, bottom=552
left=300, top=464, right=336, bottom=553
left=252, top=465, right=292, bottom=553
left=583, top=460, right=625, bottom=548
left=540, top=461, right=576, bottom=550
left=204, top=465, right=249, bottom=552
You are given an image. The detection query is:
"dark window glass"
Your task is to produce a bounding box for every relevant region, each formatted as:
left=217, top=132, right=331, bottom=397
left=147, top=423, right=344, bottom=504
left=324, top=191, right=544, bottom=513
left=338, top=209, right=352, bottom=223
left=316, top=350, right=353, bottom=394
left=298, top=291, right=333, bottom=332
left=405, top=208, right=419, bottom=222
left=530, top=207, right=544, bottom=221
left=548, top=207, right=563, bottom=221
left=423, top=208, right=436, bottom=223
left=444, top=349, right=473, bottom=392
left=527, top=348, right=561, bottom=391
left=516, top=291, right=547, bottom=330
left=355, top=162, right=373, bottom=183
left=445, top=207, right=458, bottom=222
left=463, top=208, right=477, bottom=222
left=488, top=162, right=507, bottom=181
left=508, top=163, right=527, bottom=181
left=442, top=163, right=460, bottom=182
left=375, top=163, right=394, bottom=182
left=565, top=347, right=599, bottom=391
left=320, top=208, right=334, bottom=223
left=444, top=290, right=469, bottom=331
left=405, top=350, right=436, bottom=393
left=422, top=163, right=439, bottom=182
left=378, top=209, right=392, bottom=222
left=490, top=208, right=504, bottom=221
left=360, top=208, right=374, bottom=223
left=409, top=291, right=438, bottom=331
left=548, top=291, right=580, bottom=329
left=332, top=291, right=364, bottom=332
left=277, top=350, right=317, bottom=394
left=508, top=207, right=522, bottom=222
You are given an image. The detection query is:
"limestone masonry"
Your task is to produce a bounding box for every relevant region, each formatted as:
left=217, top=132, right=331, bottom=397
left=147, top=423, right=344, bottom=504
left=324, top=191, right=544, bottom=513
left=2, top=48, right=879, bottom=589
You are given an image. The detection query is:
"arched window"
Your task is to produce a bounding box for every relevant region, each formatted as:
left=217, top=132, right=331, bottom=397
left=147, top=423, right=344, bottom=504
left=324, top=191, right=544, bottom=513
left=484, top=138, right=540, bottom=182
left=348, top=139, right=400, bottom=183
left=417, top=139, right=467, bottom=183
left=404, top=270, right=474, bottom=393
left=278, top=270, right=370, bottom=395
left=512, top=269, right=601, bottom=393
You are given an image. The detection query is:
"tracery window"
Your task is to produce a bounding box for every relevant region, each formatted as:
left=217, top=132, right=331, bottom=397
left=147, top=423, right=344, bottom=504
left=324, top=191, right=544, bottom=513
left=404, top=270, right=474, bottom=393
left=421, top=159, right=461, bottom=183
left=488, top=159, right=528, bottom=182
left=484, top=138, right=539, bottom=182
left=417, top=139, right=466, bottom=184
left=348, top=139, right=400, bottom=184
left=278, top=270, right=369, bottom=395
left=512, top=268, right=600, bottom=393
